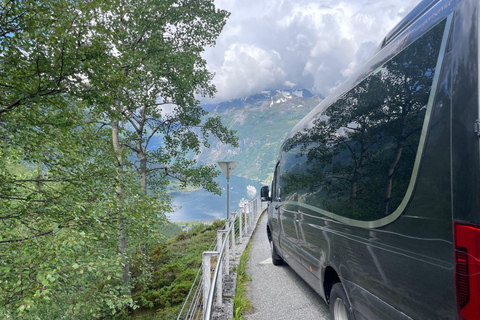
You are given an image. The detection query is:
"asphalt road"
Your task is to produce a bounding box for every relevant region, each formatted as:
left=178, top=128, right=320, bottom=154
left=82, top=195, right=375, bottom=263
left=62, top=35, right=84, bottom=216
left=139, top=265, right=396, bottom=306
left=244, top=213, right=330, bottom=320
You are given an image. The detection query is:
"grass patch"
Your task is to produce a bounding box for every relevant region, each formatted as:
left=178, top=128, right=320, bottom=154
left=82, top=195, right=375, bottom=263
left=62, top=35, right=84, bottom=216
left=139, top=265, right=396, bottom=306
left=232, top=238, right=253, bottom=320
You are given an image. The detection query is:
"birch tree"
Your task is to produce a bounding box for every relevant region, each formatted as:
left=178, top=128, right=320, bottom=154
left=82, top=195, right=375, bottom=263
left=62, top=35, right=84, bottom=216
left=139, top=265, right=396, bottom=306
left=0, top=0, right=234, bottom=318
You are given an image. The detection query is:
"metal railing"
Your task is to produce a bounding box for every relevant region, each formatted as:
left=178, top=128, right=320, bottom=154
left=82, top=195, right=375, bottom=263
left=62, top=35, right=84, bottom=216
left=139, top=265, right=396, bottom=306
left=177, top=196, right=267, bottom=320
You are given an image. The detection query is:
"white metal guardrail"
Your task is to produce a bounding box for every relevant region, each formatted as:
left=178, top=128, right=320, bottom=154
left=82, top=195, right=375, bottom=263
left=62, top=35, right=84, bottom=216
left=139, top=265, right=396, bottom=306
left=177, top=196, right=267, bottom=320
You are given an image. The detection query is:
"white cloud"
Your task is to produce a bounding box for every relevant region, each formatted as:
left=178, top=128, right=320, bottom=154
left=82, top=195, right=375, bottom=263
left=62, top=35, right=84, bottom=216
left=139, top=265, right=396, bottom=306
left=211, top=44, right=286, bottom=100
left=203, top=0, right=422, bottom=102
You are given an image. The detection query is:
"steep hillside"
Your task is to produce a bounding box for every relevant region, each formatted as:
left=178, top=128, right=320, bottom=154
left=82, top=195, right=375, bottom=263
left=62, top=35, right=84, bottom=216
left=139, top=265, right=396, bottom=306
left=198, top=89, right=322, bottom=184
left=132, top=221, right=224, bottom=320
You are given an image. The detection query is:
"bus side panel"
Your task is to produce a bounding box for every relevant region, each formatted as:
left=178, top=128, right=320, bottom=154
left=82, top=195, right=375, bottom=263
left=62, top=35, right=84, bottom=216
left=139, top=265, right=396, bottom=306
left=339, top=33, right=454, bottom=320
left=451, top=0, right=480, bottom=225
left=297, top=11, right=456, bottom=319
left=345, top=279, right=414, bottom=320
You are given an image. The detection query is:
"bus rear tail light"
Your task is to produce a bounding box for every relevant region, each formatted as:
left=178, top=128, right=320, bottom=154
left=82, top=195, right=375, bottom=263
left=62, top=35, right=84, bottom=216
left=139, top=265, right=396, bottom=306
left=454, top=223, right=480, bottom=319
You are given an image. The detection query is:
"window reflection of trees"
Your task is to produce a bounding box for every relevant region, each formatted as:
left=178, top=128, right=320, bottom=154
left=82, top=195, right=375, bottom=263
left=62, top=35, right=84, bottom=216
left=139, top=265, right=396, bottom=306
left=280, top=20, right=445, bottom=222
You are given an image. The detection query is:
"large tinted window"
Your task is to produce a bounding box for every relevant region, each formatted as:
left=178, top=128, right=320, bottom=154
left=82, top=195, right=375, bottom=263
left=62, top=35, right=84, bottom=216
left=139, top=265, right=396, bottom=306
left=278, top=20, right=446, bottom=222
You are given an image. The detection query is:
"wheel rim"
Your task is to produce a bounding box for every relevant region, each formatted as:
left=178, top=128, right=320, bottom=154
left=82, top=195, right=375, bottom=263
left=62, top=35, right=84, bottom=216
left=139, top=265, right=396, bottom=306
left=270, top=241, right=274, bottom=255
left=333, top=298, right=349, bottom=320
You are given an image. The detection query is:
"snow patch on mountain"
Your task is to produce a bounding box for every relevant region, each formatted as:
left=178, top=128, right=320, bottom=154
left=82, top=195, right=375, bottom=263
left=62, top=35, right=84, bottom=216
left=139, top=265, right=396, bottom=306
left=293, top=90, right=304, bottom=97
left=277, top=90, right=293, bottom=99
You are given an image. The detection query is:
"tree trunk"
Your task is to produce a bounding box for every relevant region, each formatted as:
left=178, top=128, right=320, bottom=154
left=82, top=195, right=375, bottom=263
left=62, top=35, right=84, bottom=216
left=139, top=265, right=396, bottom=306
left=112, top=117, right=131, bottom=293
left=139, top=151, right=147, bottom=194
left=137, top=106, right=148, bottom=195
left=136, top=130, right=147, bottom=194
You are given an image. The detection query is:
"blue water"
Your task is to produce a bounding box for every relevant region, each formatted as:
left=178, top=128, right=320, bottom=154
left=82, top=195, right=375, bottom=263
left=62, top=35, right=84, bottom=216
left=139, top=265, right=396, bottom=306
left=167, top=176, right=265, bottom=222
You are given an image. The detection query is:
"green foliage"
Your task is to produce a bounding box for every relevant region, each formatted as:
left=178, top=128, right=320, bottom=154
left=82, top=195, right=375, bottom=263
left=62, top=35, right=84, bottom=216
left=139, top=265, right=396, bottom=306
left=158, top=222, right=183, bottom=240
left=83, top=0, right=237, bottom=196
left=0, top=84, right=142, bottom=317
left=0, top=0, right=233, bottom=318
left=131, top=221, right=224, bottom=319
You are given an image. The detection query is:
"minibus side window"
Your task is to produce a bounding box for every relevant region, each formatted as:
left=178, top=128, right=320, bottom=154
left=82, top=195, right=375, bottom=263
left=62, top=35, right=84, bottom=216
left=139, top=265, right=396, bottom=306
left=278, top=145, right=309, bottom=203
left=280, top=19, right=446, bottom=222
left=272, top=163, right=280, bottom=201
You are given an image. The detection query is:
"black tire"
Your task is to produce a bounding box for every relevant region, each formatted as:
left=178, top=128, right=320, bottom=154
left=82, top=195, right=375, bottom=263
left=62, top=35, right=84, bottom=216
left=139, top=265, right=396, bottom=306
left=270, top=240, right=284, bottom=265
left=329, top=283, right=353, bottom=320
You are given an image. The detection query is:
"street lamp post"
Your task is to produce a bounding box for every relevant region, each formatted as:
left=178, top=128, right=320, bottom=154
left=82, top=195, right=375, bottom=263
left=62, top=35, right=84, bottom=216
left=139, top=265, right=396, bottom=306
left=218, top=161, right=238, bottom=220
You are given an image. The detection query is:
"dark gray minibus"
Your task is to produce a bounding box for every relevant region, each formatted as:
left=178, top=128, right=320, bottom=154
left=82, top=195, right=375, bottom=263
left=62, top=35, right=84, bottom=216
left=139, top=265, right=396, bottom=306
left=260, top=0, right=480, bottom=319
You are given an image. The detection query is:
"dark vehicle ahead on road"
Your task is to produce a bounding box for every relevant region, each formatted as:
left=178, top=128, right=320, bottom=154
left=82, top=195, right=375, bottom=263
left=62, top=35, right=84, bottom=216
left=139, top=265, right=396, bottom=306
left=261, top=0, right=480, bottom=319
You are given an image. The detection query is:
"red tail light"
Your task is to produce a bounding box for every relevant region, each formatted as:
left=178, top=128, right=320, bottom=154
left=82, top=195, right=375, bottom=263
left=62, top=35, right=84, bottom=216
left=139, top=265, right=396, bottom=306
left=454, top=223, right=480, bottom=319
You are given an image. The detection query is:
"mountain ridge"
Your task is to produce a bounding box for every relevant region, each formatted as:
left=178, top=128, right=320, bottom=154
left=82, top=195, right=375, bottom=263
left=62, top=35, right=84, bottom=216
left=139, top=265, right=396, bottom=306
left=199, top=89, right=322, bottom=184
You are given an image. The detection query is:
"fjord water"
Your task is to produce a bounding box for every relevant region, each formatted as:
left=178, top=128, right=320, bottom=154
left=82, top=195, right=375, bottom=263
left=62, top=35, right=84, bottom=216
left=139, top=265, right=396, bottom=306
left=168, top=175, right=264, bottom=222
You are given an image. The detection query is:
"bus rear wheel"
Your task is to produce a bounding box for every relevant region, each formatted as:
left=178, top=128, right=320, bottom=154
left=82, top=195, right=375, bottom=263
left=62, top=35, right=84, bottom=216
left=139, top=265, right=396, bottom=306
left=329, top=283, right=352, bottom=320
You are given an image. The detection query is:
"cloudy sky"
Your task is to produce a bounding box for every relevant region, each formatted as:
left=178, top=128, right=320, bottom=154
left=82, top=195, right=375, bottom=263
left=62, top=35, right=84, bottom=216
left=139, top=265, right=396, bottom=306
left=202, top=0, right=422, bottom=102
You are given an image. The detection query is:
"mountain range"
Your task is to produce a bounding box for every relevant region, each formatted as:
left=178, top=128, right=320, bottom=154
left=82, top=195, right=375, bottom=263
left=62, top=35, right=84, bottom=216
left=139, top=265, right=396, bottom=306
left=198, top=89, right=322, bottom=184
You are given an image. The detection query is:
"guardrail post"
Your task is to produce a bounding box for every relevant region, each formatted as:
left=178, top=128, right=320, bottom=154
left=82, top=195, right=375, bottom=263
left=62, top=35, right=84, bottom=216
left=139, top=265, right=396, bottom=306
left=228, top=218, right=235, bottom=260
left=252, top=200, right=255, bottom=221
left=250, top=202, right=253, bottom=226
left=220, top=230, right=229, bottom=274
left=243, top=205, right=248, bottom=235
left=251, top=201, right=254, bottom=220
left=217, top=230, right=222, bottom=256
left=215, top=232, right=223, bottom=308
left=239, top=210, right=243, bottom=243
left=203, top=251, right=217, bottom=314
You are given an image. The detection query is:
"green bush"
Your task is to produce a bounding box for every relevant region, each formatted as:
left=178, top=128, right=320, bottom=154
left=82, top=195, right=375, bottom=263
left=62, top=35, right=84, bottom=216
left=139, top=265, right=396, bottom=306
left=131, top=220, right=224, bottom=318
left=175, top=232, right=192, bottom=241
